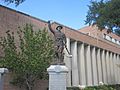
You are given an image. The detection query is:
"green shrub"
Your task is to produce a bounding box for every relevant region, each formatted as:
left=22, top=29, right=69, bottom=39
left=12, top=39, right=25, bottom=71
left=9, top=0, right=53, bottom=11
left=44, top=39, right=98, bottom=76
left=84, top=85, right=114, bottom=90
left=48, top=84, right=120, bottom=90
left=67, top=87, right=80, bottom=90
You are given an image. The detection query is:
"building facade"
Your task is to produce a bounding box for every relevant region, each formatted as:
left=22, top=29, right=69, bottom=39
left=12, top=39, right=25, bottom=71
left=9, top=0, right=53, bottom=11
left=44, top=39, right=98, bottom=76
left=0, top=5, right=120, bottom=90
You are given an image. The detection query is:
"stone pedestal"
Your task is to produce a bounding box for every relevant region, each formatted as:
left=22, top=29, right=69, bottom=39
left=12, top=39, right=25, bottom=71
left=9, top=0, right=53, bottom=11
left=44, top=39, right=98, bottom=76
left=0, top=68, right=8, bottom=90
left=47, top=65, right=68, bottom=90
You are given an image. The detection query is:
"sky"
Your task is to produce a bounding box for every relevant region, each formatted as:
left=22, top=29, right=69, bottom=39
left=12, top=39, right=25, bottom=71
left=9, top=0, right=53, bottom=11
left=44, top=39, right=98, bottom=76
left=0, top=0, right=95, bottom=30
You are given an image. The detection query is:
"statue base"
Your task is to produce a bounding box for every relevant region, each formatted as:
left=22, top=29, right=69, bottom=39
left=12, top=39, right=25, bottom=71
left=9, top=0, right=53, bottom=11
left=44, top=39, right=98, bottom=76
left=47, top=65, right=68, bottom=90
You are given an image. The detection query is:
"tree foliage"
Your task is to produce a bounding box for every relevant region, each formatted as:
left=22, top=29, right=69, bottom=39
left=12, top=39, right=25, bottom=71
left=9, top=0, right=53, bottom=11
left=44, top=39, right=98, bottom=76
left=2, top=0, right=25, bottom=6
left=85, top=0, right=120, bottom=34
left=0, top=24, right=54, bottom=90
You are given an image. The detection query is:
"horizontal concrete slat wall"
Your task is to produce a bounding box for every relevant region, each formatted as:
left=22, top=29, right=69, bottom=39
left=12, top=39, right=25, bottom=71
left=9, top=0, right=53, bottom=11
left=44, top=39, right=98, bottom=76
left=66, top=38, right=120, bottom=87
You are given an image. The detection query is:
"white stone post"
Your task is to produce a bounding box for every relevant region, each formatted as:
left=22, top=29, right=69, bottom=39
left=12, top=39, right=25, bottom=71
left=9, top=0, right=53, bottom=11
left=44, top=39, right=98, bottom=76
left=47, top=65, right=68, bottom=90
left=0, top=68, right=8, bottom=90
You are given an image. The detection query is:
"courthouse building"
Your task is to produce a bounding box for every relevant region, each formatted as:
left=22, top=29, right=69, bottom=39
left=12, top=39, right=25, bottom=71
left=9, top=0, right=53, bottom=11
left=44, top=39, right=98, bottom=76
left=0, top=5, right=120, bottom=90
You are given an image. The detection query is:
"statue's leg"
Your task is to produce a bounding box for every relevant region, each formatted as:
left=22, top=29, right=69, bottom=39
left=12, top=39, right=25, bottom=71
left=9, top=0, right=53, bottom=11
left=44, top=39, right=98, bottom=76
left=59, top=53, right=64, bottom=63
left=54, top=46, right=59, bottom=64
left=58, top=46, right=64, bottom=64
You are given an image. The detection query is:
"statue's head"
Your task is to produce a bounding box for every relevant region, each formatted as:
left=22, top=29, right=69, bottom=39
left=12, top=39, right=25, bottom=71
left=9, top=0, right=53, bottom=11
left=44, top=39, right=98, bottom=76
left=56, top=25, right=63, bottom=31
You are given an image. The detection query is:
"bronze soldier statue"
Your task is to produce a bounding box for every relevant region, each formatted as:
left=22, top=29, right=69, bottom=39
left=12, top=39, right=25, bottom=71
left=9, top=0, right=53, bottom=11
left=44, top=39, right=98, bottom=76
left=48, top=21, right=66, bottom=65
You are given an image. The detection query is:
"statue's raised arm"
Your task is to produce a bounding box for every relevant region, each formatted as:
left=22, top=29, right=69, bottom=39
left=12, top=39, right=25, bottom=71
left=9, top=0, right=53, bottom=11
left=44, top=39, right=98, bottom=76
left=48, top=20, right=55, bottom=35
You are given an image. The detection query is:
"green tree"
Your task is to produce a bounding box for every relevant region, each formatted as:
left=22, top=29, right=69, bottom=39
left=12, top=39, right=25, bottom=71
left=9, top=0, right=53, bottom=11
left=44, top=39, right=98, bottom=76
left=2, top=0, right=25, bottom=6
left=85, top=0, right=120, bottom=33
left=115, top=29, right=120, bottom=36
left=0, top=24, right=54, bottom=90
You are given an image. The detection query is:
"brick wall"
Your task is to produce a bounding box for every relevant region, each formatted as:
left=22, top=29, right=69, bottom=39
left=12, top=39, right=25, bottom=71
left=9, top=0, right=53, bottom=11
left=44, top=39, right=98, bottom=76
left=3, top=73, right=48, bottom=90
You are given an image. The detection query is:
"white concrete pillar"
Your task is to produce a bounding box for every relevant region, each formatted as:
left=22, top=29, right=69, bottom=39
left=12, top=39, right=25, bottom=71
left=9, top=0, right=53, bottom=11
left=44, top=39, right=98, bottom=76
left=91, top=47, right=98, bottom=85
left=78, top=43, right=86, bottom=86
left=105, top=51, right=111, bottom=84
left=108, top=52, right=112, bottom=84
left=71, top=41, right=79, bottom=86
left=116, top=54, right=120, bottom=84
left=112, top=53, right=115, bottom=84
left=109, top=52, right=114, bottom=84
left=101, top=50, right=107, bottom=84
left=64, top=38, right=71, bottom=86
left=118, top=54, right=120, bottom=84
left=113, top=54, right=118, bottom=84
left=96, top=49, right=103, bottom=84
left=85, top=45, right=92, bottom=86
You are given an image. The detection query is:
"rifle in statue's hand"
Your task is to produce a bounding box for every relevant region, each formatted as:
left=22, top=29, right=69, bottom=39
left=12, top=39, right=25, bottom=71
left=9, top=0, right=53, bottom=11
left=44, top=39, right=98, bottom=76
left=64, top=44, right=72, bottom=58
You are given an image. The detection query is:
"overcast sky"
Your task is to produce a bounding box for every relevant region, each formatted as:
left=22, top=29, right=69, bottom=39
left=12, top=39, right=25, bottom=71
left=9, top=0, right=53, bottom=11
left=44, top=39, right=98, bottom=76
left=0, top=0, right=98, bottom=29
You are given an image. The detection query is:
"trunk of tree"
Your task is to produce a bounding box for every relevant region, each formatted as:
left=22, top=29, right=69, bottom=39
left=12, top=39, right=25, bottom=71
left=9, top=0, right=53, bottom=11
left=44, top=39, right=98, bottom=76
left=25, top=77, right=33, bottom=90
left=26, top=82, right=33, bottom=90
left=27, top=86, right=32, bottom=90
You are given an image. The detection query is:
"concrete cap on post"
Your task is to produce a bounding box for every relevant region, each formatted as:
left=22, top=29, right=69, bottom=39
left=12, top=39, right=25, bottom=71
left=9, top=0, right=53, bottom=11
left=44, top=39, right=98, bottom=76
left=0, top=68, right=8, bottom=90
left=0, top=68, right=8, bottom=74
